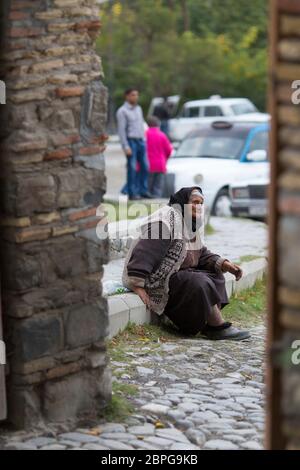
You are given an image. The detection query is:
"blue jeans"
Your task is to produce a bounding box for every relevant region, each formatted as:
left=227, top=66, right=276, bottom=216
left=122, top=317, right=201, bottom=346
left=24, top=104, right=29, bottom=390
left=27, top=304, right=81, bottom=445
left=160, top=120, right=169, bottom=137
left=127, top=138, right=149, bottom=197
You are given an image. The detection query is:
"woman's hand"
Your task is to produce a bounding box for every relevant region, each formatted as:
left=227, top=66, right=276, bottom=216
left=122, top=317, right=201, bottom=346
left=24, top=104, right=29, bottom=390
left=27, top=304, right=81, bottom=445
left=132, top=287, right=151, bottom=308
left=222, top=260, right=243, bottom=281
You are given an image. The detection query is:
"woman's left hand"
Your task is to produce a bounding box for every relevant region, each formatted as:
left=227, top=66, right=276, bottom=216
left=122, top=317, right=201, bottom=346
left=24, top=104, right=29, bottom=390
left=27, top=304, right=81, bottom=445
left=132, top=287, right=151, bottom=308
left=222, top=261, right=243, bottom=281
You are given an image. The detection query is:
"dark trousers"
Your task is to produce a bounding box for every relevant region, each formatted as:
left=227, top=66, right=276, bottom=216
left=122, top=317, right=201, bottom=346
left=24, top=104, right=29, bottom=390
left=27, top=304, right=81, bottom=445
left=164, top=268, right=229, bottom=336
left=148, top=172, right=165, bottom=198
left=160, top=120, right=169, bottom=136
left=127, top=138, right=149, bottom=197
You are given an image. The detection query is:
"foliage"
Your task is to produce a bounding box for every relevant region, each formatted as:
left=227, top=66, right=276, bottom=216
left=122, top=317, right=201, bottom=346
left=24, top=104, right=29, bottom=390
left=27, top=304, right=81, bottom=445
left=97, top=0, right=268, bottom=114
left=101, top=383, right=135, bottom=422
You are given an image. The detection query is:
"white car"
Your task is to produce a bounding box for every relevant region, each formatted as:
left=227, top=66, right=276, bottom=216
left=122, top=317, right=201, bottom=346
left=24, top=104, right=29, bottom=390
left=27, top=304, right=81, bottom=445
left=168, top=96, right=270, bottom=142
left=165, top=121, right=270, bottom=216
left=230, top=177, right=269, bottom=220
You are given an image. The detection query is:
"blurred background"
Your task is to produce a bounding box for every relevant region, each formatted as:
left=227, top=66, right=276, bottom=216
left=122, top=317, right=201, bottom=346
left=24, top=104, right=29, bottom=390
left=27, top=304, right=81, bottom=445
left=97, top=0, right=268, bottom=125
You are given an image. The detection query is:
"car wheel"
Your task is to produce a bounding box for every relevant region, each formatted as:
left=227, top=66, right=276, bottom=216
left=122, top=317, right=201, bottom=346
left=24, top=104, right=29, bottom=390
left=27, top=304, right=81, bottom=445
left=212, top=189, right=233, bottom=217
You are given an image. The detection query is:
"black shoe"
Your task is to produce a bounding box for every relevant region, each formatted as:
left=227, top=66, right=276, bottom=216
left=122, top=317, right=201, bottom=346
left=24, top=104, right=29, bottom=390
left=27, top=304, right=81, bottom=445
left=129, top=195, right=142, bottom=201
left=201, top=322, right=251, bottom=341
left=140, top=193, right=156, bottom=199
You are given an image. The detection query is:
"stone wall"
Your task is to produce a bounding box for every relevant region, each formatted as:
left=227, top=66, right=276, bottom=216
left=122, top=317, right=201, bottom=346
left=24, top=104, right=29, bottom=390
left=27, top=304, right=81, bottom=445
left=0, top=0, right=111, bottom=428
left=269, top=0, right=300, bottom=450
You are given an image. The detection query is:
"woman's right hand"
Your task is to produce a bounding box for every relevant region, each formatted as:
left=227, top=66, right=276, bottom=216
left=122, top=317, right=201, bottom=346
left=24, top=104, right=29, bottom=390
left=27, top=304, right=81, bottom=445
left=222, top=260, right=243, bottom=281
left=133, top=287, right=150, bottom=308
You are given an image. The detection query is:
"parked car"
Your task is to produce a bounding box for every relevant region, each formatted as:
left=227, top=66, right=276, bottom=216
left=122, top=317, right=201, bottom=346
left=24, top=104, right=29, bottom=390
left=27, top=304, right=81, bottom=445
left=164, top=120, right=270, bottom=216
left=168, top=96, right=270, bottom=142
left=230, top=178, right=269, bottom=220
left=148, top=95, right=181, bottom=119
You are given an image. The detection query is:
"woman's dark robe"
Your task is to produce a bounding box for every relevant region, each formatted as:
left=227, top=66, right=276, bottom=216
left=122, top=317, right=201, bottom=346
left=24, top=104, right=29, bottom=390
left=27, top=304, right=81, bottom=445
left=127, top=222, right=229, bottom=335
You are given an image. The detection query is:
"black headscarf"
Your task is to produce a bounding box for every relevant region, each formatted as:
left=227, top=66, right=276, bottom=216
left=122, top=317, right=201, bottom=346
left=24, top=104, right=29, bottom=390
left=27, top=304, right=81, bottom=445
left=168, top=186, right=204, bottom=233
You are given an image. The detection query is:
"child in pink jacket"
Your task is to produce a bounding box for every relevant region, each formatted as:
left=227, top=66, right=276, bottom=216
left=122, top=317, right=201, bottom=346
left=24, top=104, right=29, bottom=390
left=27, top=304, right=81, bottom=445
left=146, top=116, right=173, bottom=197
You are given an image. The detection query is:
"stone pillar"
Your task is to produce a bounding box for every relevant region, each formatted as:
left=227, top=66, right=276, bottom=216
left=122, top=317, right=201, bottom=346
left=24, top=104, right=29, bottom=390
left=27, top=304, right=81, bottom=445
left=268, top=0, right=300, bottom=450
left=0, top=0, right=111, bottom=428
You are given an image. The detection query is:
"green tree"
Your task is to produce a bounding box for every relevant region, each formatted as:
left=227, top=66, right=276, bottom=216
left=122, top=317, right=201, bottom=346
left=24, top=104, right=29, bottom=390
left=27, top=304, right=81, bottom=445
left=97, top=0, right=268, bottom=116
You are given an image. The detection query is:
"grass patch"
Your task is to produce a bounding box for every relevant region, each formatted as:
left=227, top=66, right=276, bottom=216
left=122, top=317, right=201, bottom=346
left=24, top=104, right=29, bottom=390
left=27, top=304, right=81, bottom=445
left=222, top=276, right=266, bottom=327
left=238, top=255, right=264, bottom=264
left=108, top=322, right=180, bottom=351
left=108, top=344, right=128, bottom=363
left=107, top=322, right=181, bottom=373
left=113, top=381, right=139, bottom=397
left=102, top=391, right=134, bottom=422
left=205, top=223, right=215, bottom=236
left=101, top=381, right=139, bottom=422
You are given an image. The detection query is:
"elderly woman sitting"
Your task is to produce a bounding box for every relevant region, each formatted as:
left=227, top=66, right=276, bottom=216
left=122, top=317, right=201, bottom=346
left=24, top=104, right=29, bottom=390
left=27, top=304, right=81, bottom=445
left=122, top=187, right=250, bottom=340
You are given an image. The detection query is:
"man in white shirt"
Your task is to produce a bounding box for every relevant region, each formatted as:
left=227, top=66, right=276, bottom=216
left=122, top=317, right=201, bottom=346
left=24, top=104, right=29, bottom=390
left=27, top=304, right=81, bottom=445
left=117, top=89, right=151, bottom=200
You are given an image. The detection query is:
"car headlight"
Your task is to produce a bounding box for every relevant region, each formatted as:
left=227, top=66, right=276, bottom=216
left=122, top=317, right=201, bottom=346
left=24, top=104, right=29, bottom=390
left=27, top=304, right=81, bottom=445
left=232, top=187, right=250, bottom=199
left=194, top=174, right=204, bottom=184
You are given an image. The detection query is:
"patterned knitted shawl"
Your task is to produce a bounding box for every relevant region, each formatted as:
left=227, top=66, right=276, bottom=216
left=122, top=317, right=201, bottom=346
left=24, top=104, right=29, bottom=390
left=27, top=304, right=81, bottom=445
left=122, top=205, right=205, bottom=315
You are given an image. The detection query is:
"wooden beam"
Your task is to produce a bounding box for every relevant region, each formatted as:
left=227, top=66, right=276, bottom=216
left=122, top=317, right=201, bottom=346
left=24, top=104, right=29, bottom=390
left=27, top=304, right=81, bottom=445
left=0, top=286, right=7, bottom=421
left=266, top=0, right=285, bottom=450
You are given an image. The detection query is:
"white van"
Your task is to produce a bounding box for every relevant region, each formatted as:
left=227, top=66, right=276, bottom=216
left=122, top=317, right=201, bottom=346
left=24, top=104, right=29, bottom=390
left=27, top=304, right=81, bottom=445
left=168, top=96, right=269, bottom=142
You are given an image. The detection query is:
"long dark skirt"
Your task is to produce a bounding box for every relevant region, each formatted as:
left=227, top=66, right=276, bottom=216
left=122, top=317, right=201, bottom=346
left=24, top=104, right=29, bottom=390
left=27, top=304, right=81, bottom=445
left=164, top=268, right=229, bottom=335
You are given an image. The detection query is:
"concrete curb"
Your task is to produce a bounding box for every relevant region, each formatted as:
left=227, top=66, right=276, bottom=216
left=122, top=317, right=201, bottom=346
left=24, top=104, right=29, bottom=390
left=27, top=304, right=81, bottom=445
left=107, top=257, right=267, bottom=338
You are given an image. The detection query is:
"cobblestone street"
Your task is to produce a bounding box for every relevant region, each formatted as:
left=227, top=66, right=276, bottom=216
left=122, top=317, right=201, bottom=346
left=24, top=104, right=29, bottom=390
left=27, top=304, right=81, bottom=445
left=2, top=324, right=265, bottom=450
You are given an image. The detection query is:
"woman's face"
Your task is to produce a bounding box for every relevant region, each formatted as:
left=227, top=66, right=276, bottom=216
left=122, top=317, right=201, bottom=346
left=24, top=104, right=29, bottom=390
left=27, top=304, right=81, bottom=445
left=187, top=193, right=204, bottom=219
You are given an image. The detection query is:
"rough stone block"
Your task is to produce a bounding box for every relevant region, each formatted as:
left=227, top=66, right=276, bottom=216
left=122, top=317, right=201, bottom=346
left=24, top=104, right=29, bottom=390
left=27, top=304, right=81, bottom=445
left=64, top=301, right=108, bottom=348
left=45, top=148, right=72, bottom=161
left=14, top=314, right=64, bottom=362
left=13, top=226, right=51, bottom=243
left=57, top=167, right=104, bottom=209
left=8, top=386, right=41, bottom=429
left=56, top=86, right=85, bottom=98
left=1, top=243, right=43, bottom=291
left=43, top=368, right=111, bottom=423
left=7, top=174, right=56, bottom=217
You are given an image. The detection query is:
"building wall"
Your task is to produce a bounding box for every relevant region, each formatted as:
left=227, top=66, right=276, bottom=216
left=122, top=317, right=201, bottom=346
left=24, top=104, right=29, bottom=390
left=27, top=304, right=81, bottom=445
left=0, top=0, right=111, bottom=428
left=268, top=0, right=300, bottom=450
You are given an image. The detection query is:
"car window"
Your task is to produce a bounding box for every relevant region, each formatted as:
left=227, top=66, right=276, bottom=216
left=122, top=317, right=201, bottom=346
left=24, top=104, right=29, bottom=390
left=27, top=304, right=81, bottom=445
left=204, top=106, right=223, bottom=117
left=231, top=102, right=258, bottom=115
left=183, top=106, right=200, bottom=118
left=248, top=131, right=269, bottom=159
left=175, top=135, right=244, bottom=159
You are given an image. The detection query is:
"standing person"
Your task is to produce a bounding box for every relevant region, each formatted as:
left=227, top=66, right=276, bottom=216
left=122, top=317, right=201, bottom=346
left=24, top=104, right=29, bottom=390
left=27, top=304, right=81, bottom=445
left=153, top=96, right=170, bottom=136
left=146, top=116, right=173, bottom=198
left=117, top=88, right=151, bottom=200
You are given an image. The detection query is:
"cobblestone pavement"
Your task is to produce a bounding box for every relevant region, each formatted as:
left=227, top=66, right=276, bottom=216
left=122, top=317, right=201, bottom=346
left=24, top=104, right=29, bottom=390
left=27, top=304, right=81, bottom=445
left=2, top=325, right=265, bottom=450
